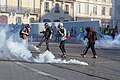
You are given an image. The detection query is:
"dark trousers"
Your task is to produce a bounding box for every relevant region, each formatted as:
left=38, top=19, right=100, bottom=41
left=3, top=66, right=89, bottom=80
left=37, top=37, right=50, bottom=51
left=59, top=40, right=66, bottom=54
left=111, top=34, right=115, bottom=40
left=83, top=42, right=96, bottom=56
left=55, top=34, right=60, bottom=42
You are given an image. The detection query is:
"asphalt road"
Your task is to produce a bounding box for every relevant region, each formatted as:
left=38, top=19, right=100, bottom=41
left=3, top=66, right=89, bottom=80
left=0, top=41, right=120, bottom=80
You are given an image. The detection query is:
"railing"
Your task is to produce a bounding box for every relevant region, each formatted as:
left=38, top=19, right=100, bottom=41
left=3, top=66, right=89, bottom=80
left=56, top=0, right=74, bottom=3
left=0, top=5, right=40, bottom=14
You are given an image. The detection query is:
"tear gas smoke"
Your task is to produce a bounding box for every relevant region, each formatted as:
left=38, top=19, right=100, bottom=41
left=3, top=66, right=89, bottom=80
left=77, top=32, right=120, bottom=48
left=0, top=25, right=88, bottom=66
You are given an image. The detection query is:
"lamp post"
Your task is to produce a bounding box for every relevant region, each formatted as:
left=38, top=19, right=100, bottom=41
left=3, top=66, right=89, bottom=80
left=6, top=0, right=7, bottom=11
left=39, top=0, right=42, bottom=22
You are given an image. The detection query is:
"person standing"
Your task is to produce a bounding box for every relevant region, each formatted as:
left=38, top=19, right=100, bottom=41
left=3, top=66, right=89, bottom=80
left=81, top=27, right=97, bottom=58
left=55, top=26, right=60, bottom=42
left=74, top=27, right=77, bottom=37
left=104, top=25, right=110, bottom=35
left=58, top=23, right=67, bottom=58
left=79, top=27, right=84, bottom=38
left=36, top=23, right=52, bottom=51
left=111, top=25, right=119, bottom=40
left=19, top=24, right=31, bottom=44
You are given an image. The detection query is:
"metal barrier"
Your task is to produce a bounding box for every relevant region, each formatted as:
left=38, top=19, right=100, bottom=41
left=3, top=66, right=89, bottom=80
left=29, top=34, right=42, bottom=42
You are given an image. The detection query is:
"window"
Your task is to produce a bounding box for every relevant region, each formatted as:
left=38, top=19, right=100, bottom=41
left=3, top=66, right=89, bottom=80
left=102, top=0, right=106, bottom=2
left=93, top=6, right=97, bottom=15
left=30, top=18, right=34, bottom=23
left=64, top=4, right=69, bottom=14
left=76, top=3, right=81, bottom=13
left=44, top=2, right=49, bottom=12
left=85, top=4, right=89, bottom=14
left=0, top=0, right=7, bottom=11
left=30, top=0, right=34, bottom=13
left=102, top=6, right=105, bottom=15
left=16, top=17, right=21, bottom=24
left=54, top=3, right=60, bottom=13
left=110, top=8, right=112, bottom=16
left=79, top=4, right=81, bottom=13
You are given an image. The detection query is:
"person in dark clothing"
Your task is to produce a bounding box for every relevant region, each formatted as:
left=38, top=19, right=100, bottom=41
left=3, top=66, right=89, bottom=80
left=58, top=23, right=67, bottom=58
left=19, top=24, right=31, bottom=44
left=111, top=26, right=119, bottom=40
left=81, top=27, right=97, bottom=58
left=55, top=27, right=60, bottom=42
left=36, top=23, right=52, bottom=51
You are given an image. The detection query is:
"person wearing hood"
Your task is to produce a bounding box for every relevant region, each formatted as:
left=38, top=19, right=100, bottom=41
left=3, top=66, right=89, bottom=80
left=81, top=27, right=97, bottom=58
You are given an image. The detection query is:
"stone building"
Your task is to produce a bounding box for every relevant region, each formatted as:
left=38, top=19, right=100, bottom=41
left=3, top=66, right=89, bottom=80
left=0, top=0, right=112, bottom=27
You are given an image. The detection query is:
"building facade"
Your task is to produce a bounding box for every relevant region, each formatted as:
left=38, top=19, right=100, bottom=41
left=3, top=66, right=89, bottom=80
left=0, top=0, right=40, bottom=24
left=75, top=0, right=112, bottom=27
left=40, top=0, right=74, bottom=22
left=0, top=0, right=112, bottom=27
left=112, top=0, right=120, bottom=29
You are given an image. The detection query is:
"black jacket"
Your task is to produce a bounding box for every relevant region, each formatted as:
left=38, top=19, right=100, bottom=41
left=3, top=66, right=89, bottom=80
left=41, top=27, right=52, bottom=40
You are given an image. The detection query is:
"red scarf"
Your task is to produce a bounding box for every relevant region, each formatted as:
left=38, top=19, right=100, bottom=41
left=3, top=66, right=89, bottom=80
left=88, top=28, right=93, bottom=38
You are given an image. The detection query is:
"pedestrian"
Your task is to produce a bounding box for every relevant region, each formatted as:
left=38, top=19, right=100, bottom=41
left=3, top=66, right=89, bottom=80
left=74, top=27, right=77, bottom=37
left=111, top=25, right=119, bottom=40
left=36, top=23, right=52, bottom=51
left=55, top=27, right=60, bottom=42
left=70, top=27, right=74, bottom=36
left=19, top=24, right=31, bottom=44
left=58, top=23, right=67, bottom=58
left=79, top=27, right=84, bottom=38
left=104, top=25, right=110, bottom=35
left=81, top=27, right=98, bottom=58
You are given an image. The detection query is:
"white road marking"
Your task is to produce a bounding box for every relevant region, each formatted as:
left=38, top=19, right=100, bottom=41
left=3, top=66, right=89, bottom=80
left=15, top=62, right=66, bottom=80
left=94, top=62, right=116, bottom=64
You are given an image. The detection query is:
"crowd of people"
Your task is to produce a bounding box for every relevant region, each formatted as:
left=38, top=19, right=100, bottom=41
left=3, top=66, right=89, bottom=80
left=103, top=25, right=119, bottom=39
left=19, top=23, right=119, bottom=59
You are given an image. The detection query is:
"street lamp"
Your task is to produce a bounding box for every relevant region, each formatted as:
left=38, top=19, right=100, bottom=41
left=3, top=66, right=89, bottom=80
left=39, top=0, right=42, bottom=22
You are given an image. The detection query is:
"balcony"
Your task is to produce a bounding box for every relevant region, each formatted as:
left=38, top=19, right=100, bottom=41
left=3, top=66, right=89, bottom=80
left=65, top=0, right=75, bottom=2
left=0, top=5, right=40, bottom=14
left=56, top=0, right=74, bottom=3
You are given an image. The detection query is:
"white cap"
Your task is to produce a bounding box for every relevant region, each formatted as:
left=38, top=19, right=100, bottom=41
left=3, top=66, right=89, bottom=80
left=59, top=23, right=64, bottom=26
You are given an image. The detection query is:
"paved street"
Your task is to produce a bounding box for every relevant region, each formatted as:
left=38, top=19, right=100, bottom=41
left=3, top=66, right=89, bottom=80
left=0, top=40, right=120, bottom=80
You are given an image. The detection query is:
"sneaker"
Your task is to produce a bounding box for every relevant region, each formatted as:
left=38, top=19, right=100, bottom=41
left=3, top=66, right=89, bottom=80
left=92, top=55, right=97, bottom=58
left=61, top=54, right=66, bottom=58
left=81, top=54, right=86, bottom=58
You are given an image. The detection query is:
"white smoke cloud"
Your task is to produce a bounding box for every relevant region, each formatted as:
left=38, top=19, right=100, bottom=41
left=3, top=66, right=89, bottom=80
left=34, top=50, right=88, bottom=65
left=6, top=37, right=32, bottom=60
left=0, top=25, right=88, bottom=66
left=77, top=32, right=120, bottom=48
left=96, top=34, right=120, bottom=48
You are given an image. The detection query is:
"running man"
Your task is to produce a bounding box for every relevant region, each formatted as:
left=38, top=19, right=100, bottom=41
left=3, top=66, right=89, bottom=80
left=36, top=23, right=52, bottom=51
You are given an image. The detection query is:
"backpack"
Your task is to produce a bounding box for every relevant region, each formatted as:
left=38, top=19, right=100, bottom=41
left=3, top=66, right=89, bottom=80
left=19, top=27, right=29, bottom=38
left=92, top=31, right=98, bottom=40
left=66, top=31, right=70, bottom=39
